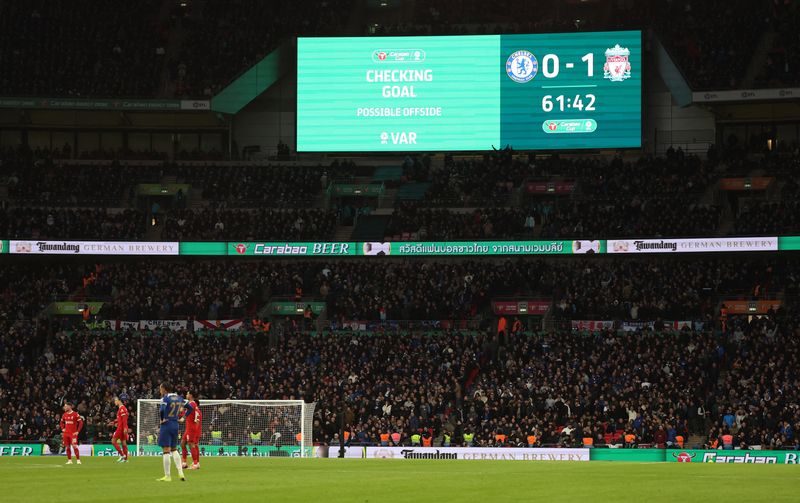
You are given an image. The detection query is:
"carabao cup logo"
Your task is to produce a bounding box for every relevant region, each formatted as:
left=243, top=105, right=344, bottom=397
left=506, top=50, right=538, bottom=83
left=673, top=452, right=696, bottom=463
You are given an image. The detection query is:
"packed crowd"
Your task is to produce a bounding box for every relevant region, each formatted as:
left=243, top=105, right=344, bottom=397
left=171, top=0, right=352, bottom=97
left=0, top=208, right=146, bottom=240
left=0, top=0, right=789, bottom=100
left=397, top=0, right=584, bottom=36
left=735, top=176, right=800, bottom=235
left=536, top=197, right=721, bottom=239
left=385, top=206, right=528, bottom=240
left=548, top=258, right=786, bottom=321
left=0, top=263, right=79, bottom=320
left=4, top=151, right=800, bottom=241
left=4, top=161, right=163, bottom=207
left=162, top=208, right=337, bottom=241
left=654, top=0, right=764, bottom=89
left=755, top=0, right=800, bottom=88
left=60, top=256, right=795, bottom=323
left=400, top=0, right=770, bottom=90
left=188, top=165, right=329, bottom=207
left=83, top=259, right=491, bottom=322
left=332, top=315, right=796, bottom=449
left=1, top=313, right=798, bottom=449
left=0, top=0, right=353, bottom=99
left=393, top=150, right=723, bottom=239
left=0, top=151, right=341, bottom=208
left=0, top=0, right=165, bottom=97
left=418, top=151, right=527, bottom=207
left=424, top=150, right=800, bottom=239
left=568, top=150, right=716, bottom=199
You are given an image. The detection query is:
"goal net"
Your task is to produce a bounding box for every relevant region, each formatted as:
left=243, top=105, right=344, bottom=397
left=136, top=400, right=316, bottom=458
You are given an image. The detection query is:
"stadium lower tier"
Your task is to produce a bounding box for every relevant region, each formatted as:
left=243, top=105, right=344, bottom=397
left=1, top=323, right=798, bottom=451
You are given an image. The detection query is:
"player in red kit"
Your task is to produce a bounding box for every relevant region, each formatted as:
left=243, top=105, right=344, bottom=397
left=181, top=392, right=202, bottom=470
left=60, top=401, right=84, bottom=465
left=107, top=396, right=130, bottom=462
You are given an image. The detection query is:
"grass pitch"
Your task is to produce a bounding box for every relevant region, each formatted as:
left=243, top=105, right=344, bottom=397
left=1, top=456, right=798, bottom=502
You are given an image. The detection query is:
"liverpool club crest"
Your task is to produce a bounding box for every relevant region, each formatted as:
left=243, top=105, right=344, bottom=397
left=603, top=44, right=631, bottom=82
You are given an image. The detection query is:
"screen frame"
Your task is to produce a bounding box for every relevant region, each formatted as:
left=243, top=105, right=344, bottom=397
left=294, top=30, right=643, bottom=154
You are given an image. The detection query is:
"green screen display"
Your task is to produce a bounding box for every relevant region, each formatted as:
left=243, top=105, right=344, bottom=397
left=297, top=31, right=641, bottom=152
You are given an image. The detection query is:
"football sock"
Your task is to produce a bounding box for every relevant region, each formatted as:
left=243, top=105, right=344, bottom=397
left=171, top=450, right=185, bottom=478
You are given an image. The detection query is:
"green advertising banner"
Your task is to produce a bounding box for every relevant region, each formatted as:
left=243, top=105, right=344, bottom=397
left=0, top=444, right=43, bottom=456
left=93, top=444, right=127, bottom=457
left=49, top=302, right=105, bottom=316
left=228, top=242, right=357, bottom=256
left=297, top=31, right=641, bottom=152
left=329, top=183, right=385, bottom=197
left=138, top=444, right=310, bottom=457
left=667, top=449, right=800, bottom=464
left=0, top=97, right=209, bottom=111
left=375, top=240, right=587, bottom=256
left=1, top=236, right=798, bottom=257
left=267, top=301, right=326, bottom=316
left=180, top=242, right=227, bottom=256
left=779, top=236, right=800, bottom=251
left=589, top=449, right=665, bottom=462
left=135, top=184, right=191, bottom=196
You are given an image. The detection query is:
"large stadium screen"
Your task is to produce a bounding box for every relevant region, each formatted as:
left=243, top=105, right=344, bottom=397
left=296, top=30, right=641, bottom=152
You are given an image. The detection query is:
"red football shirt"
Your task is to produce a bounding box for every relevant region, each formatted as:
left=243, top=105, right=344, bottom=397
left=185, top=401, right=202, bottom=428
left=116, top=404, right=129, bottom=430
left=60, top=411, right=84, bottom=434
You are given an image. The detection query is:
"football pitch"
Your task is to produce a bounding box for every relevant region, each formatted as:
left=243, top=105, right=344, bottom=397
left=1, top=457, right=799, bottom=502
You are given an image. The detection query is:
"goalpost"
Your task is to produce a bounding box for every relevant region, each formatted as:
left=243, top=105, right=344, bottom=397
left=136, top=400, right=316, bottom=458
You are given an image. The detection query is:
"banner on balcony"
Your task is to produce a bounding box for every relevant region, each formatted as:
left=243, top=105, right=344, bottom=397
left=193, top=319, right=245, bottom=331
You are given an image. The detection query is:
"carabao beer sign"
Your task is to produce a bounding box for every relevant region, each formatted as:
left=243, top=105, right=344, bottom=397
left=668, top=449, right=800, bottom=464
left=0, top=444, right=42, bottom=456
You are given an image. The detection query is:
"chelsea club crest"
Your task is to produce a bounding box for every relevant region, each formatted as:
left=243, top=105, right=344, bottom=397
left=506, top=50, right=538, bottom=83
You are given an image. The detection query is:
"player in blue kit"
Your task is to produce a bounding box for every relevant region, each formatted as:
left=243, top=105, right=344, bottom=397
left=156, top=382, right=193, bottom=482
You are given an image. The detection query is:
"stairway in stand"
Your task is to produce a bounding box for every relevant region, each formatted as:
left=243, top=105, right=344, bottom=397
left=687, top=434, right=706, bottom=450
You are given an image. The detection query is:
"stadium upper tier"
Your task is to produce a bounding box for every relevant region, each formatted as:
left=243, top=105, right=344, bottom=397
left=0, top=0, right=795, bottom=99
left=0, top=0, right=350, bottom=99
left=2, top=148, right=799, bottom=241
